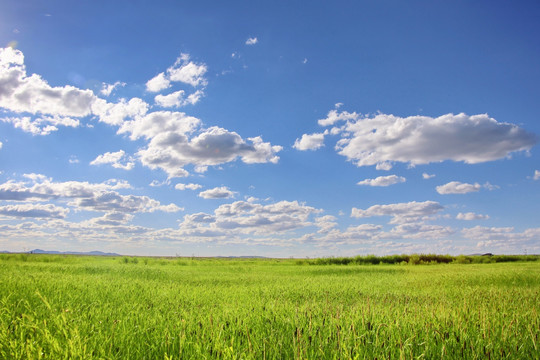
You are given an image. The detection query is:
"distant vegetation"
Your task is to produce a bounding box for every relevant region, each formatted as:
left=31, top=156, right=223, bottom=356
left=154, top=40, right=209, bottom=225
left=295, top=253, right=540, bottom=266
left=0, top=254, right=539, bottom=359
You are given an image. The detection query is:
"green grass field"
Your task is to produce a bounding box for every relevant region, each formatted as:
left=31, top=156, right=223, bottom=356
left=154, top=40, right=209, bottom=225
left=0, top=254, right=538, bottom=359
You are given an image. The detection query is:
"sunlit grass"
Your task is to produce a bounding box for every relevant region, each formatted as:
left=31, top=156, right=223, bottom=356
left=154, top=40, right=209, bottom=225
left=1, top=255, right=538, bottom=359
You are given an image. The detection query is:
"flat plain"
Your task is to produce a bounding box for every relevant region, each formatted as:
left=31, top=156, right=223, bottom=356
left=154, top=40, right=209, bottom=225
left=0, top=254, right=538, bottom=359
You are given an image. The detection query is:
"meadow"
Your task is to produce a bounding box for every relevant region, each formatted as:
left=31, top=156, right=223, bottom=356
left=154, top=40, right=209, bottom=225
left=0, top=254, right=538, bottom=359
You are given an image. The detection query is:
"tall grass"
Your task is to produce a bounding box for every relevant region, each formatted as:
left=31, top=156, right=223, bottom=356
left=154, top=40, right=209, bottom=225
left=0, top=255, right=538, bottom=359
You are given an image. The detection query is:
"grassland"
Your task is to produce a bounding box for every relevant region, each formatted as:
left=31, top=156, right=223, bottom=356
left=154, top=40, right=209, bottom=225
left=0, top=254, right=539, bottom=359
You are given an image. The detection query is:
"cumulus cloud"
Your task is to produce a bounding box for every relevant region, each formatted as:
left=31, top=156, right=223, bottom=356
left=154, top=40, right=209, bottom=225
left=134, top=125, right=282, bottom=178
left=534, top=170, right=540, bottom=180
left=146, top=53, right=207, bottom=92
left=199, top=187, right=236, bottom=199
left=0, top=175, right=180, bottom=215
left=357, top=175, right=406, bottom=187
left=309, top=109, right=537, bottom=169
left=435, top=181, right=497, bottom=195
left=0, top=203, right=68, bottom=219
left=100, top=81, right=126, bottom=96
left=0, top=47, right=96, bottom=118
left=155, top=89, right=204, bottom=108
left=175, top=183, right=202, bottom=191
left=1, top=115, right=79, bottom=135
left=422, top=173, right=435, bottom=179
left=179, top=200, right=321, bottom=235
left=146, top=72, right=170, bottom=93
left=456, top=212, right=489, bottom=220
left=245, top=37, right=258, bottom=45
left=90, top=150, right=135, bottom=170
left=351, top=201, right=444, bottom=224
left=92, top=97, right=148, bottom=126
left=293, top=132, right=326, bottom=150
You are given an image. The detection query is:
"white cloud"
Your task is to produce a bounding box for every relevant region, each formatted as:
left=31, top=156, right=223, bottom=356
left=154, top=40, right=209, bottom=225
left=0, top=140, right=3, bottom=149
left=245, top=37, right=258, bottom=45
left=165, top=53, right=207, bottom=88
left=92, top=97, right=148, bottom=126
left=357, top=175, right=406, bottom=187
left=90, top=150, right=135, bottom=170
left=0, top=47, right=97, bottom=117
left=146, top=72, right=170, bottom=93
left=0, top=203, right=69, bottom=219
left=314, top=110, right=536, bottom=169
left=422, top=173, right=435, bottom=179
left=318, top=109, right=359, bottom=127
left=1, top=115, right=79, bottom=135
left=175, top=183, right=202, bottom=191
left=435, top=181, right=497, bottom=195
left=456, top=212, right=489, bottom=220
left=100, top=81, right=126, bottom=96
left=154, top=89, right=204, bottom=108
left=534, top=170, right=540, bottom=180
left=179, top=200, right=321, bottom=235
left=351, top=201, right=444, bottom=224
left=134, top=125, right=282, bottom=178
left=293, top=132, right=326, bottom=151
left=0, top=175, right=180, bottom=215
left=198, top=187, right=236, bottom=199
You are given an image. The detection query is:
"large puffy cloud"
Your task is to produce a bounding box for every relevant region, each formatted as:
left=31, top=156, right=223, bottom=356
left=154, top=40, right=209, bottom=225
left=0, top=47, right=96, bottom=118
left=357, top=175, right=406, bottom=187
left=135, top=125, right=282, bottom=178
left=305, top=109, right=537, bottom=169
left=351, top=200, right=444, bottom=224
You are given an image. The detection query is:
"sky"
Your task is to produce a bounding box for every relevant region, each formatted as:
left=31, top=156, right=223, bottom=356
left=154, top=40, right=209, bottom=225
left=0, top=0, right=539, bottom=257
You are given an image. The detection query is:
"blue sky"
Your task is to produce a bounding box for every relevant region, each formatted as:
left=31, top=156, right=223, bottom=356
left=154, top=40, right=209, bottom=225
left=1, top=0, right=539, bottom=257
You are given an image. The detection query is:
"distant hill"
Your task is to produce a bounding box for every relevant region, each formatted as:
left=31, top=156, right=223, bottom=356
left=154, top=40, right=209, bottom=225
left=27, top=249, right=121, bottom=256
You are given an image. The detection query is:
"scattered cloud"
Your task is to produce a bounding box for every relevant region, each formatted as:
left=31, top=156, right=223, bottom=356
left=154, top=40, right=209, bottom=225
left=146, top=72, right=170, bottom=93
left=155, top=89, right=203, bottom=108
left=422, top=173, right=435, bottom=179
left=456, top=212, right=489, bottom=220
left=90, top=150, right=135, bottom=170
left=0, top=203, right=69, bottom=219
left=1, top=115, right=79, bottom=135
left=351, top=201, right=444, bottom=224
left=0, top=175, right=179, bottom=216
left=293, top=132, right=326, bottom=150
left=245, top=37, right=258, bottom=45
left=357, top=175, right=406, bottom=187
left=146, top=53, right=207, bottom=92
left=199, top=186, right=236, bottom=199
left=436, top=181, right=497, bottom=195
left=534, top=170, right=540, bottom=180
left=100, top=81, right=126, bottom=96
left=175, top=183, right=202, bottom=191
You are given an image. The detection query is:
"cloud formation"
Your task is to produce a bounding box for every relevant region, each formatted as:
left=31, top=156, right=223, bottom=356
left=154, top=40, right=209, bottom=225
left=301, top=109, right=537, bottom=170
left=357, top=175, right=406, bottom=187
left=293, top=132, right=326, bottom=150
left=199, top=187, right=236, bottom=199
left=146, top=53, right=207, bottom=92
left=435, top=181, right=497, bottom=195
left=0, top=203, right=68, bottom=219
left=351, top=201, right=444, bottom=224
left=245, top=37, right=258, bottom=45
left=90, top=150, right=135, bottom=170
left=456, top=212, right=489, bottom=220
